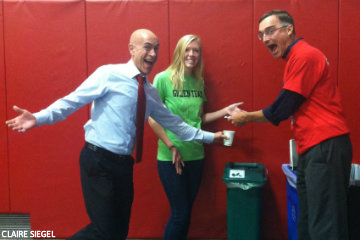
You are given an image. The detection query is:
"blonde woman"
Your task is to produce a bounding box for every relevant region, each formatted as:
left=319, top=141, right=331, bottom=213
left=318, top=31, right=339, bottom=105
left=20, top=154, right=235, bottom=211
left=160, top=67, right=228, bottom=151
left=149, top=34, right=240, bottom=240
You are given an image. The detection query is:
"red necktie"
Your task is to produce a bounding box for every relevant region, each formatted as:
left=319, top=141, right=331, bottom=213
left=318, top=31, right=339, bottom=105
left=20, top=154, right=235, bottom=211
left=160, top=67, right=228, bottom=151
left=135, top=75, right=146, bottom=163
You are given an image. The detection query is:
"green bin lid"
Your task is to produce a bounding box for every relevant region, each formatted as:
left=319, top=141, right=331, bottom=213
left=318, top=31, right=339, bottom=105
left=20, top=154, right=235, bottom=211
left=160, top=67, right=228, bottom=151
left=222, top=162, right=268, bottom=184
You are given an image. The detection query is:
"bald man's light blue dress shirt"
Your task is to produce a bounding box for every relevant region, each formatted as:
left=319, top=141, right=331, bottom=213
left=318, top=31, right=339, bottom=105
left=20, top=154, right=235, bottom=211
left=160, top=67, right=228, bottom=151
left=34, top=60, right=214, bottom=155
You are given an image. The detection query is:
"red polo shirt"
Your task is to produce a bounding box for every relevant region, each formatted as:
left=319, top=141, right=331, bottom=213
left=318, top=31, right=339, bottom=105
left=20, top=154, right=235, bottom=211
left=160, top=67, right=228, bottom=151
left=283, top=40, right=349, bottom=154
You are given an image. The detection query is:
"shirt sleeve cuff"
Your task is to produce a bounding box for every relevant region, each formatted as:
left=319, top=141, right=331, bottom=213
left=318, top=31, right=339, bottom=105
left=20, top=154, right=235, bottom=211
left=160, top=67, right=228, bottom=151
left=33, top=110, right=49, bottom=126
left=202, top=131, right=215, bottom=144
left=262, top=108, right=279, bottom=126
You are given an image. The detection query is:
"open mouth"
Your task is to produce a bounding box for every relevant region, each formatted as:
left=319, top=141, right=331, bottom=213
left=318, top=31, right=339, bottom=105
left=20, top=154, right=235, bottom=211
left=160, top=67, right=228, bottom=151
left=144, top=59, right=154, bottom=68
left=267, top=43, right=278, bottom=53
left=144, top=59, right=153, bottom=64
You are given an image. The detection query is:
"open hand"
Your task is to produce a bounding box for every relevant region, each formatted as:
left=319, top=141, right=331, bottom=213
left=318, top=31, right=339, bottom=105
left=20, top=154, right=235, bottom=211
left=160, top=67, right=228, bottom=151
left=225, top=102, right=243, bottom=116
left=5, top=106, right=37, bottom=133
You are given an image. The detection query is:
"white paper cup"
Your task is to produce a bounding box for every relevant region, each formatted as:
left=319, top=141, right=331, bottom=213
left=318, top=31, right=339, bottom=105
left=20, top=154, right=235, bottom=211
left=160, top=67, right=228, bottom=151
left=223, top=130, right=235, bottom=146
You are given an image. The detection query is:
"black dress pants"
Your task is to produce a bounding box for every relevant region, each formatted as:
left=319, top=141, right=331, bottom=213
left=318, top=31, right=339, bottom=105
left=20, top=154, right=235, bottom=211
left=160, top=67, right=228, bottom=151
left=68, top=144, right=134, bottom=240
left=297, top=134, right=352, bottom=240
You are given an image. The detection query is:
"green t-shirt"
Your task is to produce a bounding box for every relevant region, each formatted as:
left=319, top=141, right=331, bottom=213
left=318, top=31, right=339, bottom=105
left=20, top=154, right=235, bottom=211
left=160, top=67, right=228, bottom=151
left=153, top=70, right=207, bottom=161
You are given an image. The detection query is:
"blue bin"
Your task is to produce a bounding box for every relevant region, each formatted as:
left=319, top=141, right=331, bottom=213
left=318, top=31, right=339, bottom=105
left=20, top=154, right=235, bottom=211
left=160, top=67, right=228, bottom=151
left=282, top=164, right=298, bottom=240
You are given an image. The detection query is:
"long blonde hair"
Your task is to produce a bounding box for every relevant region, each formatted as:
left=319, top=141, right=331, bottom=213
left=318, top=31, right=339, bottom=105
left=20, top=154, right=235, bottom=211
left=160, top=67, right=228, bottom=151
left=167, top=34, right=204, bottom=90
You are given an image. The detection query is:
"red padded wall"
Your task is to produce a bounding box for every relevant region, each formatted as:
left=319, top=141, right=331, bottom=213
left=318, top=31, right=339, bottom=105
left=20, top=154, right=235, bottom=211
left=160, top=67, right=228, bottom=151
left=4, top=0, right=88, bottom=236
left=2, top=0, right=359, bottom=239
left=0, top=0, right=10, bottom=212
left=339, top=0, right=360, bottom=163
left=86, top=0, right=170, bottom=78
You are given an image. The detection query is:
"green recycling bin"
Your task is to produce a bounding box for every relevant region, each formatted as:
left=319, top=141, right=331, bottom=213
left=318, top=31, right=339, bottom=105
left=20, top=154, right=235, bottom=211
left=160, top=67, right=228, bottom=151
left=223, top=162, right=268, bottom=240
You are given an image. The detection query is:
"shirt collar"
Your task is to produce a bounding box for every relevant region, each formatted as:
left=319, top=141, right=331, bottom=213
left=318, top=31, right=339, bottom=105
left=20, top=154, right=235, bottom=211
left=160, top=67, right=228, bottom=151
left=125, top=59, right=148, bottom=82
left=282, top=38, right=304, bottom=59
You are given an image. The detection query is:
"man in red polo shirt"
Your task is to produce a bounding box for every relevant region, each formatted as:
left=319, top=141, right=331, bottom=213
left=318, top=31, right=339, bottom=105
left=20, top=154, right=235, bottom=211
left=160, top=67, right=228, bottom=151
left=230, top=10, right=352, bottom=240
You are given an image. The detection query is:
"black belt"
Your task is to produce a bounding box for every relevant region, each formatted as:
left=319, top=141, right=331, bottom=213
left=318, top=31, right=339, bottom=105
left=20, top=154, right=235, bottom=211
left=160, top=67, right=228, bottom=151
left=85, top=142, right=131, bottom=159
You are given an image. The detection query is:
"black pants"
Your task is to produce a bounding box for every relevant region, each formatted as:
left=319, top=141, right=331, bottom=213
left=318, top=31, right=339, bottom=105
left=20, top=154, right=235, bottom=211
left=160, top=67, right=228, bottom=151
left=297, top=134, right=352, bottom=240
left=68, top=144, right=134, bottom=240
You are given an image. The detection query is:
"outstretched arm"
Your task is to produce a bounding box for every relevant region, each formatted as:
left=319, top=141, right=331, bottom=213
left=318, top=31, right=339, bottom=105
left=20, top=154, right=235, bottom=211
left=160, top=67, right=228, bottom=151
left=229, top=89, right=306, bottom=127
left=229, top=110, right=269, bottom=127
left=148, top=87, right=229, bottom=144
left=202, top=102, right=243, bottom=124
left=6, top=106, right=37, bottom=133
left=148, top=117, right=185, bottom=175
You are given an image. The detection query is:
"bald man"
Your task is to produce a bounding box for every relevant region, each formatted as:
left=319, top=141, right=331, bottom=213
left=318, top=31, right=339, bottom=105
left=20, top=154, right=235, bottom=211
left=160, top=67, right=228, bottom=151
left=6, top=29, right=227, bottom=240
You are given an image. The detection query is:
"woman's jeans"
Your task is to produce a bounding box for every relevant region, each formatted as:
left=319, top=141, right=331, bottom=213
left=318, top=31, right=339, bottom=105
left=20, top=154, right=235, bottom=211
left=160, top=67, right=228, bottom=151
left=157, top=159, right=204, bottom=240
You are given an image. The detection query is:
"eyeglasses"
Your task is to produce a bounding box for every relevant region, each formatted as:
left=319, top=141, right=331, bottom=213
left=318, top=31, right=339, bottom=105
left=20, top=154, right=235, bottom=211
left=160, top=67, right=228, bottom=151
left=258, top=25, right=288, bottom=40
